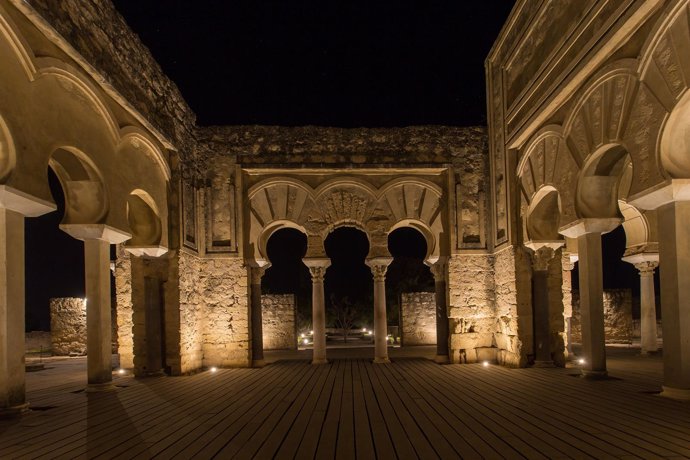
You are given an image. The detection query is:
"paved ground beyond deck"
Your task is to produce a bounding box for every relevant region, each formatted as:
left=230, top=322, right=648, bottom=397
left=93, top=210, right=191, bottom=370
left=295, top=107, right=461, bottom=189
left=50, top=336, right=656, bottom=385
left=1, top=347, right=689, bottom=459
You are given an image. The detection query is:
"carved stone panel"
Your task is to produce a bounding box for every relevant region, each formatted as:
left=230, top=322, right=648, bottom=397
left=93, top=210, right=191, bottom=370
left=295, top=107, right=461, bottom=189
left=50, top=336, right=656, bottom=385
left=206, top=175, right=236, bottom=253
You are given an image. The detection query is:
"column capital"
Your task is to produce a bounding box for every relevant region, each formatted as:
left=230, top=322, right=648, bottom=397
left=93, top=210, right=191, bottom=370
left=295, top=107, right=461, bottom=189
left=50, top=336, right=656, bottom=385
left=621, top=252, right=659, bottom=276
left=303, top=258, right=331, bottom=282
left=562, top=252, right=577, bottom=271
left=635, top=260, right=659, bottom=276
left=427, top=256, right=449, bottom=282
left=525, top=241, right=562, bottom=272
left=366, top=257, right=393, bottom=281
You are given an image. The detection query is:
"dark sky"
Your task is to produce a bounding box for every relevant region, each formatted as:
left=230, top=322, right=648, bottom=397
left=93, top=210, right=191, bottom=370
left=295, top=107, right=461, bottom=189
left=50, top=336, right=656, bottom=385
left=112, top=0, right=516, bottom=127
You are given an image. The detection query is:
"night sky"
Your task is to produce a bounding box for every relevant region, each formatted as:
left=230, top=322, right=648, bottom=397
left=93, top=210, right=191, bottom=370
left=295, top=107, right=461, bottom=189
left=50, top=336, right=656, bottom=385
left=25, top=1, right=650, bottom=332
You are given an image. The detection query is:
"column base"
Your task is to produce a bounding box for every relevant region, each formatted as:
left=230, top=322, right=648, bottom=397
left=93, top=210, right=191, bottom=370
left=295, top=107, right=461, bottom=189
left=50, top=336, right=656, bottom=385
left=373, top=357, right=391, bottom=364
left=660, top=386, right=690, bottom=400
left=0, top=402, right=29, bottom=418
left=533, top=360, right=555, bottom=368
left=581, top=369, right=608, bottom=380
left=640, top=350, right=659, bottom=357
left=434, top=354, right=450, bottom=364
left=252, top=359, right=266, bottom=368
left=311, top=358, right=329, bottom=365
left=86, top=382, right=117, bottom=392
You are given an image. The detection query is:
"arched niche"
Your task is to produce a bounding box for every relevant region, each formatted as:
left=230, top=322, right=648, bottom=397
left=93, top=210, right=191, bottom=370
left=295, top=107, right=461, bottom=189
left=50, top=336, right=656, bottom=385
left=49, top=147, right=108, bottom=225
left=575, top=144, right=629, bottom=219
left=526, top=186, right=561, bottom=241
left=660, top=90, right=690, bottom=179
left=126, top=190, right=162, bottom=247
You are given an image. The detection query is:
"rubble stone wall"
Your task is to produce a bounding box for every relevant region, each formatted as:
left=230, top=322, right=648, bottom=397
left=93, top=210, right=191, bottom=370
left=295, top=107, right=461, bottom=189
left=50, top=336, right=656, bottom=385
left=262, top=294, right=296, bottom=350
left=50, top=297, right=87, bottom=356
left=22, top=0, right=195, bottom=152
left=547, top=249, right=566, bottom=366
left=114, top=246, right=134, bottom=368
left=571, top=289, right=633, bottom=344
left=401, top=292, right=436, bottom=346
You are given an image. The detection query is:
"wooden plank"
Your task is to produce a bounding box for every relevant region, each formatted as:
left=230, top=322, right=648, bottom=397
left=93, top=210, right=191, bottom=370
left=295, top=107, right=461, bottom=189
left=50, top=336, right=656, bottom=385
left=274, top=361, right=338, bottom=459
left=357, top=360, right=396, bottom=459
left=335, top=359, right=355, bottom=460
left=351, top=359, right=375, bottom=460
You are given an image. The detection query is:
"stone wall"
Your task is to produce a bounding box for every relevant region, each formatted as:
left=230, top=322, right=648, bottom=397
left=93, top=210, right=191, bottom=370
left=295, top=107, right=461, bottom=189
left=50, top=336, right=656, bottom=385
left=571, top=289, right=633, bottom=344
left=546, top=249, right=566, bottom=366
left=114, top=246, right=134, bottom=369
left=50, top=297, right=87, bottom=356
left=262, top=294, right=296, bottom=351
left=178, top=251, right=250, bottom=369
left=25, top=331, right=51, bottom=352
left=448, top=254, right=495, bottom=363
left=493, top=246, right=532, bottom=367
left=21, top=0, right=196, bottom=153
left=401, top=292, right=436, bottom=346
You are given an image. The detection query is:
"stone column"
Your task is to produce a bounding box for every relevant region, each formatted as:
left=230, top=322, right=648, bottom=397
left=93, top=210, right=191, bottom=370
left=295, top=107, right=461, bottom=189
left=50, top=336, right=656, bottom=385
left=576, top=232, right=607, bottom=378
left=250, top=266, right=268, bottom=367
left=561, top=219, right=619, bottom=379
left=622, top=254, right=659, bottom=355
left=366, top=257, right=393, bottom=364
left=303, top=258, right=330, bottom=365
left=561, top=254, right=576, bottom=358
left=429, top=258, right=449, bottom=364
left=526, top=243, right=561, bottom=367
left=84, top=238, right=115, bottom=390
left=0, top=208, right=27, bottom=415
left=637, top=261, right=659, bottom=355
left=657, top=201, right=690, bottom=399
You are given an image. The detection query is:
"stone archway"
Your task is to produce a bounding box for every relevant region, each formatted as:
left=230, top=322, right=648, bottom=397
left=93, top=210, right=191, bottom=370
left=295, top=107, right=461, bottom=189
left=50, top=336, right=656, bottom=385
left=243, top=169, right=451, bottom=364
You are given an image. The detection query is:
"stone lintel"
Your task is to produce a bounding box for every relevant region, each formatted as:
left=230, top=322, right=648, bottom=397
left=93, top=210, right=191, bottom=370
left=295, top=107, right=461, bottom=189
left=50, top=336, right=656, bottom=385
left=124, top=245, right=168, bottom=258
left=0, top=185, right=56, bottom=217
left=559, top=218, right=621, bottom=238
left=60, top=224, right=131, bottom=244
left=629, top=179, right=690, bottom=211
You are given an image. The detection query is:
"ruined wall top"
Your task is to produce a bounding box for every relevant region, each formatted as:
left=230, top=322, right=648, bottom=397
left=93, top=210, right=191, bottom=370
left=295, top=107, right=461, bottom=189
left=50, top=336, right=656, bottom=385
left=197, top=125, right=487, bottom=165
left=23, top=0, right=196, bottom=152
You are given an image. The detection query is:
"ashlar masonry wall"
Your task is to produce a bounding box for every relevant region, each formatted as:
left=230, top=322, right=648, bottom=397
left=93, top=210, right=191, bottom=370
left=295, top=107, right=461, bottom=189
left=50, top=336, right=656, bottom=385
left=179, top=252, right=250, bottom=369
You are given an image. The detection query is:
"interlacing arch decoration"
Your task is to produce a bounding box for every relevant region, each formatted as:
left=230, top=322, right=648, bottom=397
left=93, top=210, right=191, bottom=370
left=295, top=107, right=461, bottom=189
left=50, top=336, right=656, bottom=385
left=246, top=176, right=446, bottom=265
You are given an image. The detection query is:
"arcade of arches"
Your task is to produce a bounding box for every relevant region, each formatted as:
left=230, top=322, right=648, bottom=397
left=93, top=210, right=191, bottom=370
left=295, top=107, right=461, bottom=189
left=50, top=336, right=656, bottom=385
left=2, top=0, right=690, bottom=416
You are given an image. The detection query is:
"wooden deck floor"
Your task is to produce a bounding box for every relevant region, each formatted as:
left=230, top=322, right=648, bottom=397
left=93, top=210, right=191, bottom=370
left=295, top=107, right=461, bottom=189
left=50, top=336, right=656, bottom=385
left=1, top=351, right=689, bottom=459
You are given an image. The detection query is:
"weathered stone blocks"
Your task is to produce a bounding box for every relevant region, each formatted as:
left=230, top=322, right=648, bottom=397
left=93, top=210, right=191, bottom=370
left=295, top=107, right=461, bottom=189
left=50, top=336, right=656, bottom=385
left=50, top=297, right=87, bottom=356
left=401, top=292, right=436, bottom=346
left=262, top=294, right=296, bottom=350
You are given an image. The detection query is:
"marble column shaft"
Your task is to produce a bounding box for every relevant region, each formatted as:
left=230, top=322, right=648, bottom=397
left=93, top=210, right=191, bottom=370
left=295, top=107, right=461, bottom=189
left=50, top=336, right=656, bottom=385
left=636, top=261, right=658, bottom=355
left=304, top=259, right=330, bottom=365
left=367, top=258, right=392, bottom=364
